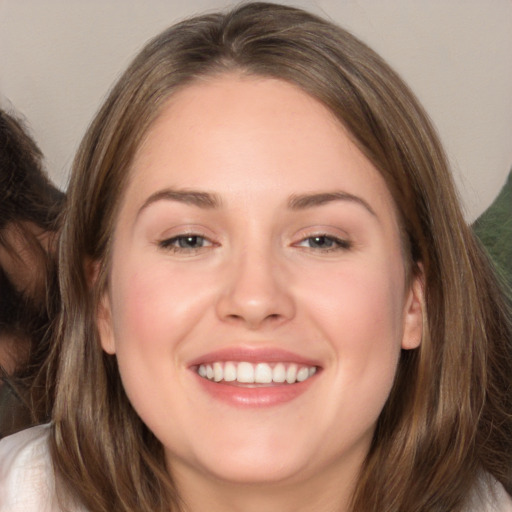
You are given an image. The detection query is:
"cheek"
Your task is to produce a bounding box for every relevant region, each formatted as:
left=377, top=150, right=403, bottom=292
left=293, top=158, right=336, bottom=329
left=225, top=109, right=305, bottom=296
left=107, top=265, right=172, bottom=408
left=303, top=260, right=405, bottom=344
left=300, top=259, right=405, bottom=398
left=106, top=256, right=223, bottom=421
left=110, top=258, right=213, bottom=353
left=106, top=259, right=207, bottom=430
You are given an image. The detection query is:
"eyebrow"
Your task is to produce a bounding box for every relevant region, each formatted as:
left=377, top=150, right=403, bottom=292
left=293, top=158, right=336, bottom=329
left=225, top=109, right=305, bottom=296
left=137, top=188, right=375, bottom=218
left=137, top=188, right=222, bottom=217
left=288, top=191, right=376, bottom=216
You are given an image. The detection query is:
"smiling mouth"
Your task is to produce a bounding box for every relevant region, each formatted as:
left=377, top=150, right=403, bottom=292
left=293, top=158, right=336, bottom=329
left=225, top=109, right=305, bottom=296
left=196, top=361, right=318, bottom=385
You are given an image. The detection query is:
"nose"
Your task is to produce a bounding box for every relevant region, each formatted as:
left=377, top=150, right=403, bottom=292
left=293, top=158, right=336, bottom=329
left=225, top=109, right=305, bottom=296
left=215, top=245, right=296, bottom=329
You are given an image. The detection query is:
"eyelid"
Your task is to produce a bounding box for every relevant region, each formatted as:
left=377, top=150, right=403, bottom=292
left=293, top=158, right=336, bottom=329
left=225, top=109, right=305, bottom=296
left=296, top=235, right=351, bottom=250
left=155, top=225, right=219, bottom=253
left=159, top=234, right=212, bottom=247
left=291, top=226, right=353, bottom=252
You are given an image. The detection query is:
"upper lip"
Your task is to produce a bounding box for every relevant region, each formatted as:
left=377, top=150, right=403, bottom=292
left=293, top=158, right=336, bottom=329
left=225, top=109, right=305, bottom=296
left=188, top=346, right=322, bottom=368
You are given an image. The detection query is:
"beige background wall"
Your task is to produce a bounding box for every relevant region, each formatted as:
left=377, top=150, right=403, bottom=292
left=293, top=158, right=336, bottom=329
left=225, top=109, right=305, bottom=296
left=1, top=0, right=511, bottom=221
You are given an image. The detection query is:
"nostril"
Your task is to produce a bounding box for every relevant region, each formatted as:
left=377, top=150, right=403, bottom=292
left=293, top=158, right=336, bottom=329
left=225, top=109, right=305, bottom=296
left=223, top=311, right=286, bottom=330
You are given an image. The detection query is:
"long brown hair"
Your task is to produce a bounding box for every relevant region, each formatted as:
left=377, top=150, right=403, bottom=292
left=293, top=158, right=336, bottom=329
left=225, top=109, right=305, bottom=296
left=49, top=3, right=512, bottom=511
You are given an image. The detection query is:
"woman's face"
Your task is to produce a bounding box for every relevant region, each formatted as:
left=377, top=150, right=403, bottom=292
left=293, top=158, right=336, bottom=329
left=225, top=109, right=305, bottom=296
left=98, top=75, right=423, bottom=490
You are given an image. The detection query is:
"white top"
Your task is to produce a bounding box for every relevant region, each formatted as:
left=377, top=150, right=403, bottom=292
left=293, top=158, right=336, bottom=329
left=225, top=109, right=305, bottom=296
left=1, top=425, right=512, bottom=511
left=0, top=424, right=59, bottom=512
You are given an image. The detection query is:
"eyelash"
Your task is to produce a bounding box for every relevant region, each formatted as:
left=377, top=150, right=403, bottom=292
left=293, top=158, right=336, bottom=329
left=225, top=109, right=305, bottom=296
left=158, top=234, right=213, bottom=253
left=295, top=234, right=352, bottom=252
left=158, top=233, right=351, bottom=254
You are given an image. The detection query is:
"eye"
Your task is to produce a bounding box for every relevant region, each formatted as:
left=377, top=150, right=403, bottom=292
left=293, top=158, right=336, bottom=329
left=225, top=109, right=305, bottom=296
left=158, top=234, right=213, bottom=253
left=296, top=234, right=351, bottom=252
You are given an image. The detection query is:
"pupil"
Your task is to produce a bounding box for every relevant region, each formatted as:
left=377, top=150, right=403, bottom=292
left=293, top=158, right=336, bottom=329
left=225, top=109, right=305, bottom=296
left=311, top=236, right=331, bottom=248
left=180, top=236, right=200, bottom=248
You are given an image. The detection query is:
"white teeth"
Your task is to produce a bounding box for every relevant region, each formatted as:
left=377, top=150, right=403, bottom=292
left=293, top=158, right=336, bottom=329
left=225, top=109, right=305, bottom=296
left=224, top=361, right=237, bottom=382
left=237, top=362, right=255, bottom=383
left=196, top=361, right=317, bottom=385
left=273, top=363, right=286, bottom=383
left=296, top=367, right=309, bottom=382
left=286, top=365, right=297, bottom=384
left=255, top=363, right=273, bottom=384
left=213, top=362, right=223, bottom=382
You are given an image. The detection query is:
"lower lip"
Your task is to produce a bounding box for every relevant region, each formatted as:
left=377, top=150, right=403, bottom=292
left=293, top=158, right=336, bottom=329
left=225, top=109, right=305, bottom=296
left=193, top=373, right=317, bottom=407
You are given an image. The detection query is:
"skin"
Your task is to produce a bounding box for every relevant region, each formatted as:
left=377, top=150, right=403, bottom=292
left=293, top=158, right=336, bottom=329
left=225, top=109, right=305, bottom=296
left=0, top=222, right=51, bottom=375
left=98, top=74, right=424, bottom=512
left=0, top=222, right=51, bottom=299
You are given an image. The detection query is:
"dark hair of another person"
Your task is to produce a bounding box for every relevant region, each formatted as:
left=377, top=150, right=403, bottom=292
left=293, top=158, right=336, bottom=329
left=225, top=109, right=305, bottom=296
left=0, top=109, right=64, bottom=436
left=48, top=3, right=512, bottom=511
left=0, top=110, right=63, bottom=232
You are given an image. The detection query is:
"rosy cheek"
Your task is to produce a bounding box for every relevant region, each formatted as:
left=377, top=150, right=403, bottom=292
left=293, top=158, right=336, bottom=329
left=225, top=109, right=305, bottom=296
left=111, top=256, right=215, bottom=353
left=110, top=262, right=165, bottom=346
left=304, top=264, right=403, bottom=357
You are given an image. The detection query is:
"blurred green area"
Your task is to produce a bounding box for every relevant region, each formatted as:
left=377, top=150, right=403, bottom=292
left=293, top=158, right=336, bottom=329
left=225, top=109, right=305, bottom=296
left=472, top=169, right=512, bottom=290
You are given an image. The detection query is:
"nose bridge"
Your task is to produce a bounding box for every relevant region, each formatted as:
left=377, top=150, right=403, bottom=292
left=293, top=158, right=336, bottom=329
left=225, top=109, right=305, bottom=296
left=216, top=234, right=295, bottom=328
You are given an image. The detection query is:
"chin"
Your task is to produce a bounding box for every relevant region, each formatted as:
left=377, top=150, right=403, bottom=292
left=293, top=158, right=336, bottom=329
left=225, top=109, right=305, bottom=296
left=179, top=432, right=315, bottom=486
left=200, top=455, right=307, bottom=486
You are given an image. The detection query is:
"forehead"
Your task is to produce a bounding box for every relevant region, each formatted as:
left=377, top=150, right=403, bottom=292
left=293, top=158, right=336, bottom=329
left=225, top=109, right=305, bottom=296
left=121, top=74, right=397, bottom=226
left=134, top=74, right=347, bottom=167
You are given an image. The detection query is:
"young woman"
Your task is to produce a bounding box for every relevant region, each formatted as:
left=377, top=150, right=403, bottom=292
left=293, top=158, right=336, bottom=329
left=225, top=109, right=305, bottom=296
left=1, top=3, right=510, bottom=511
